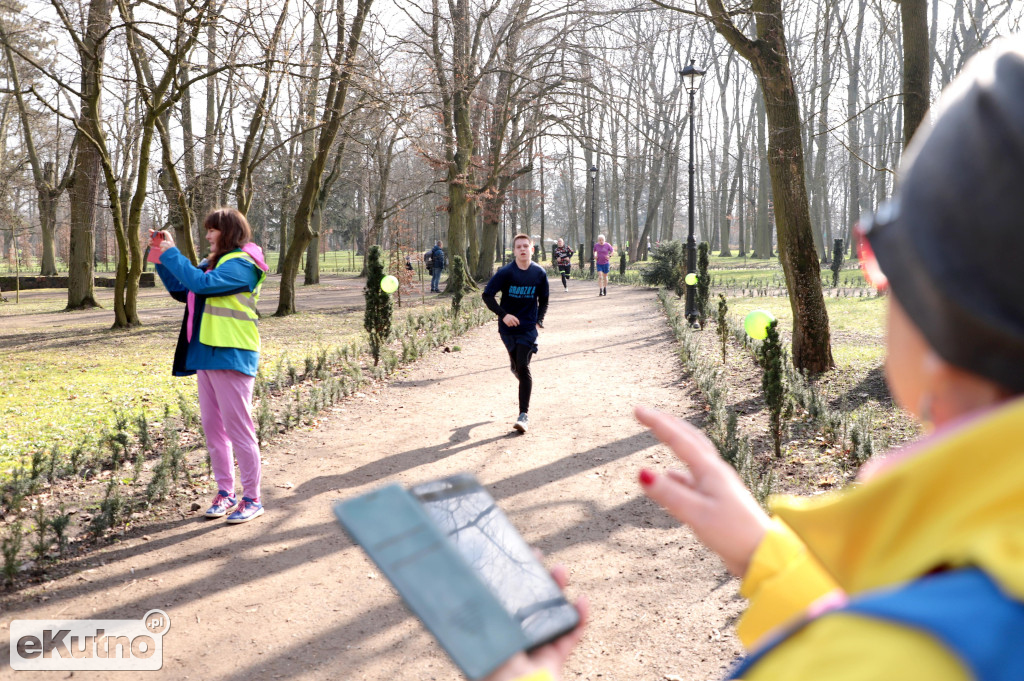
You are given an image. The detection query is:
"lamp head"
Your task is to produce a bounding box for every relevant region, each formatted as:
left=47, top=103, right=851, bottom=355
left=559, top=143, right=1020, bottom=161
left=679, top=61, right=706, bottom=92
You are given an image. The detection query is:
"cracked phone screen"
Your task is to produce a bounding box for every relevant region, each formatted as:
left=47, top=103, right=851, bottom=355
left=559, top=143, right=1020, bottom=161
left=411, top=475, right=579, bottom=648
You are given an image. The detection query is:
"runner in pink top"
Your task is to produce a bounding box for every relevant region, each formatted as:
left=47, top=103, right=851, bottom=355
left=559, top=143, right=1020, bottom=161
left=593, top=235, right=614, bottom=296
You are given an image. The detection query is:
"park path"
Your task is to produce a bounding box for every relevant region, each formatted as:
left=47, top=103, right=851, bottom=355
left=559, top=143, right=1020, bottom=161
left=1, top=279, right=744, bottom=681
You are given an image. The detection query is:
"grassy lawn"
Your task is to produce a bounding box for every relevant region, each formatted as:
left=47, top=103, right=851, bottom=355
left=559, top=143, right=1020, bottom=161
left=0, top=276, right=449, bottom=468
left=0, top=249, right=371, bottom=276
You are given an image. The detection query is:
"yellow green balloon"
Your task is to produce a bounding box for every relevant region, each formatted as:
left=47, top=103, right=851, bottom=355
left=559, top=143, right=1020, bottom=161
left=684, top=272, right=698, bottom=286
left=381, top=275, right=399, bottom=294
left=744, top=309, right=776, bottom=340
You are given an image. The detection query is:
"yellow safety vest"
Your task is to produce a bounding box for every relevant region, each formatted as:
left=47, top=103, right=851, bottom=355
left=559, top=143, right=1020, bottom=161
left=199, top=251, right=265, bottom=352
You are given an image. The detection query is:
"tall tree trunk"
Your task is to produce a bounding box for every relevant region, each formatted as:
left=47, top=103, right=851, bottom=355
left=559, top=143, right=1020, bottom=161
left=900, top=0, right=930, bottom=147
left=66, top=0, right=112, bottom=311
left=277, top=0, right=373, bottom=316
left=707, top=0, right=834, bottom=373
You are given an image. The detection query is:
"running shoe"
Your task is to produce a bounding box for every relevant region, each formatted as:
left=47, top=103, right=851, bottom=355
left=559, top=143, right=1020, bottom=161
left=513, top=413, right=529, bottom=433
left=204, top=490, right=237, bottom=519
left=226, top=496, right=264, bottom=524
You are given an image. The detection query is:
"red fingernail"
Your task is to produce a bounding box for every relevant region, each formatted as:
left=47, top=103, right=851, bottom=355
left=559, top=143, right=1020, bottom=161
left=638, top=469, right=656, bottom=486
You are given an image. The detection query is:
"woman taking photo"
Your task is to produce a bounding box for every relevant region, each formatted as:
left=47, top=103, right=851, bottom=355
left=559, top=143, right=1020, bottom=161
left=152, top=208, right=270, bottom=524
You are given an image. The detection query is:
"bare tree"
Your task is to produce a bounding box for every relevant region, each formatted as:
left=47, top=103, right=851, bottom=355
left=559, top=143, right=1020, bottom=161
left=276, top=0, right=375, bottom=316
left=705, top=0, right=833, bottom=372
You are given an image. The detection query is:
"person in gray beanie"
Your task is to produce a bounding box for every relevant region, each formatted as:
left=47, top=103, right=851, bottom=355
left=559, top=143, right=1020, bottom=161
left=481, top=39, right=1024, bottom=681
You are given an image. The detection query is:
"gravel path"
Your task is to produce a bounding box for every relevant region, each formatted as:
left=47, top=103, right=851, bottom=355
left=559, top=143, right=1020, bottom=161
left=1, top=279, right=744, bottom=681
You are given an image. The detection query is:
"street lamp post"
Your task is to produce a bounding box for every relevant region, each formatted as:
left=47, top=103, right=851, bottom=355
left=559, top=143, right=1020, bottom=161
left=680, top=61, right=706, bottom=328
left=589, top=165, right=598, bottom=276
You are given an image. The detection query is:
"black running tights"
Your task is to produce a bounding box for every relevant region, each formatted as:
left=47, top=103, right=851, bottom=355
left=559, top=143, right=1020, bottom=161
left=508, top=343, right=534, bottom=414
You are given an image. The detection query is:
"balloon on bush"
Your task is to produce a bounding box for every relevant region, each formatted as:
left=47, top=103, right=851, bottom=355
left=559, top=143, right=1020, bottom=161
left=743, top=309, right=776, bottom=340
left=380, top=275, right=399, bottom=294
left=684, top=272, right=698, bottom=286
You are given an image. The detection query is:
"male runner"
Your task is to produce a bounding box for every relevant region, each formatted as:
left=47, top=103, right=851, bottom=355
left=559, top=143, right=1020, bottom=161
left=553, top=238, right=574, bottom=291
left=593, top=234, right=613, bottom=296
left=482, top=234, right=550, bottom=433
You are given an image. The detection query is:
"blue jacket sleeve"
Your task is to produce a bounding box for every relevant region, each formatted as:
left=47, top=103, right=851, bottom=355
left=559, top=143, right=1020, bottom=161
left=158, top=247, right=258, bottom=295
left=154, top=261, right=189, bottom=303
left=537, top=270, right=549, bottom=325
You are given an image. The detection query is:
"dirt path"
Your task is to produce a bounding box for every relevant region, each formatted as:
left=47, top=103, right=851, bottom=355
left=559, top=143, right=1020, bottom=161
left=1, top=280, right=744, bottom=680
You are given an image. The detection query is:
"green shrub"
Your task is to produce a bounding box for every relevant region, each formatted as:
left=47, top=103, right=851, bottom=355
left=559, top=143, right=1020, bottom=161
left=696, top=242, right=711, bottom=327
left=760, top=319, right=785, bottom=457
left=641, top=240, right=685, bottom=296
left=47, top=445, right=62, bottom=483
left=31, top=505, right=52, bottom=562
left=716, top=294, right=729, bottom=362
left=831, top=239, right=844, bottom=288
left=364, top=245, right=393, bottom=366
left=50, top=505, right=71, bottom=556
left=2, top=522, right=24, bottom=585
left=134, top=409, right=153, bottom=452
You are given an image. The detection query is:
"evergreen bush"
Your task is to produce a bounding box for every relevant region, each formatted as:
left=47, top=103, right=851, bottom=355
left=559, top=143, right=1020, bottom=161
left=716, top=294, right=729, bottom=362
left=760, top=319, right=785, bottom=457
left=2, top=522, right=23, bottom=585
left=641, top=240, right=686, bottom=296
left=50, top=505, right=71, bottom=556
left=696, top=242, right=711, bottom=327
left=363, top=245, right=394, bottom=366
left=831, top=239, right=844, bottom=288
left=31, top=505, right=52, bottom=562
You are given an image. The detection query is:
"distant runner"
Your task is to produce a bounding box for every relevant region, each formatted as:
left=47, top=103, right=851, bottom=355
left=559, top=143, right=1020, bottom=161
left=553, top=238, right=575, bottom=291
left=593, top=234, right=613, bottom=296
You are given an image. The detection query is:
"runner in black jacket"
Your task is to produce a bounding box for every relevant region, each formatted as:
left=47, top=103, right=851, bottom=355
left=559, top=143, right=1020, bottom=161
left=553, top=238, right=574, bottom=291
left=482, top=233, right=550, bottom=433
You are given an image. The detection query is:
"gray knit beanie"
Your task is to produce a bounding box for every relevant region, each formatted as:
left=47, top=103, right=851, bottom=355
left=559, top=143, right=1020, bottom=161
left=863, top=38, right=1024, bottom=394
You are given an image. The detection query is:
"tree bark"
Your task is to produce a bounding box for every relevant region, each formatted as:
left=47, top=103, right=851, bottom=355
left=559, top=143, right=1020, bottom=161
left=706, top=0, right=834, bottom=373
left=64, top=0, right=111, bottom=310
left=900, top=0, right=930, bottom=147
left=276, top=0, right=373, bottom=316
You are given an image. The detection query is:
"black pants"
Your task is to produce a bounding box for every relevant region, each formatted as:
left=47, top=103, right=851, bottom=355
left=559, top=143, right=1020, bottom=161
left=508, top=343, right=534, bottom=414
left=558, top=264, right=571, bottom=288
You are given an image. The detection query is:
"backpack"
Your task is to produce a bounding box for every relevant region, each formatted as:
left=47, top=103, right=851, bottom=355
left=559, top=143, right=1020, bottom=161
left=424, top=250, right=434, bottom=269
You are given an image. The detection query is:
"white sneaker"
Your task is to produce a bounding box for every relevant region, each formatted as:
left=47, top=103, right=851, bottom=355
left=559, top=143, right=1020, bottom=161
left=513, top=413, right=529, bottom=433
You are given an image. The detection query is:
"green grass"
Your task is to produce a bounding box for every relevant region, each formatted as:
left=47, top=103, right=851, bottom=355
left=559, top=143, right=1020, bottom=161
left=722, top=295, right=888, bottom=369
left=0, top=249, right=371, bottom=276
left=0, top=279, right=451, bottom=467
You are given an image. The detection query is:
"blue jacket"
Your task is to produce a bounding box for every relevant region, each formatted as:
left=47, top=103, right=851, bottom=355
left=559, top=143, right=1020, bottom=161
left=155, top=246, right=267, bottom=377
left=431, top=245, right=446, bottom=271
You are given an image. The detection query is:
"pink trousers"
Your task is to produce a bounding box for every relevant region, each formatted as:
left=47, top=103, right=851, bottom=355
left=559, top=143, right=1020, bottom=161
left=196, top=369, right=261, bottom=500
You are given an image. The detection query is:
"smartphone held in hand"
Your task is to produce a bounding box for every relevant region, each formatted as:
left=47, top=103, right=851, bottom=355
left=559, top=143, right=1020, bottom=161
left=334, top=473, right=579, bottom=680
left=147, top=231, right=164, bottom=264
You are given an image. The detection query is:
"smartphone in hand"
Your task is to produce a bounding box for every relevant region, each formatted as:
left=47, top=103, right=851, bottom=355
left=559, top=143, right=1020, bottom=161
left=147, top=231, right=164, bottom=264
left=409, top=474, right=579, bottom=649
left=334, top=473, right=579, bottom=679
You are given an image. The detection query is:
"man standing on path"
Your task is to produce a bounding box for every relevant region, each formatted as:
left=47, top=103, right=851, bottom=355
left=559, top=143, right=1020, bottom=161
left=483, top=233, right=549, bottom=433
left=593, top=234, right=614, bottom=296
left=429, top=240, right=446, bottom=292
left=553, top=238, right=574, bottom=291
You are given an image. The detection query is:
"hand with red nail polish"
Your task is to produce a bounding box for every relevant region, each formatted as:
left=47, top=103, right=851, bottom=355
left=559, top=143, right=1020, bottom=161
left=634, top=405, right=770, bottom=577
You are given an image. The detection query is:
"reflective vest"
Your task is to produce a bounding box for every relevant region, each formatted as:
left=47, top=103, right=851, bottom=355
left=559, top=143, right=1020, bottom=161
left=199, top=251, right=265, bottom=352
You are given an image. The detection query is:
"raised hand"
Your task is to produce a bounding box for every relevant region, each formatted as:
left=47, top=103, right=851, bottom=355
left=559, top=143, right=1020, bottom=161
left=634, top=405, right=770, bottom=576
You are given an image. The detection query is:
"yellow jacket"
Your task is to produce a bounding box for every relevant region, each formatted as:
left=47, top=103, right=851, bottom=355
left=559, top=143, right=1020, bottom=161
left=735, top=396, right=1024, bottom=680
